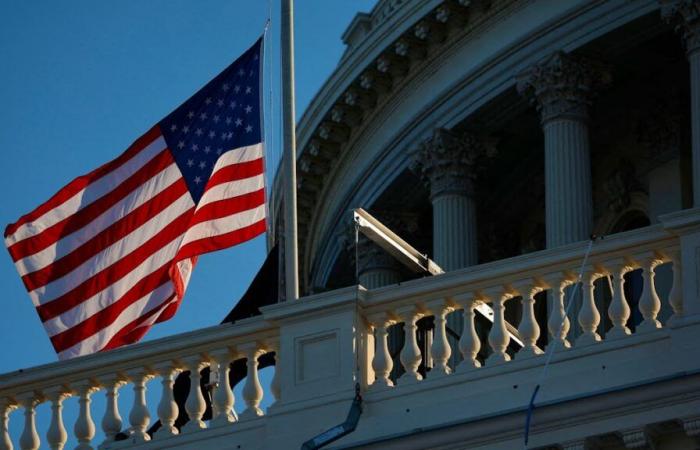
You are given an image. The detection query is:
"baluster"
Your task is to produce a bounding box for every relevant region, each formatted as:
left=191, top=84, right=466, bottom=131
left=44, top=388, right=69, bottom=450
left=514, top=281, right=544, bottom=359
left=607, top=260, right=633, bottom=339
left=126, top=370, right=152, bottom=442
left=486, top=288, right=514, bottom=365
left=153, top=364, right=180, bottom=438
left=426, top=299, right=453, bottom=378
left=576, top=269, right=602, bottom=346
left=0, top=401, right=15, bottom=450
left=182, top=357, right=207, bottom=432
left=545, top=275, right=572, bottom=350
left=368, top=313, right=394, bottom=389
left=268, top=340, right=281, bottom=404
left=456, top=294, right=481, bottom=372
left=98, top=376, right=124, bottom=444
left=73, top=383, right=96, bottom=450
left=240, top=344, right=265, bottom=420
left=17, top=393, right=39, bottom=450
left=637, top=252, right=664, bottom=332
left=396, top=306, right=424, bottom=385
left=211, top=348, right=237, bottom=426
left=667, top=248, right=683, bottom=324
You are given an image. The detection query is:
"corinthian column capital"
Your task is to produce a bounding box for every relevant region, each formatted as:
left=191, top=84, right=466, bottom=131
left=517, top=51, right=611, bottom=124
left=661, top=0, right=700, bottom=54
left=412, top=128, right=494, bottom=199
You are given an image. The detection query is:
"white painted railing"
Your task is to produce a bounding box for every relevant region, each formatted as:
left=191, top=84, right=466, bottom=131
left=1, top=209, right=699, bottom=450
left=0, top=317, right=277, bottom=450
left=362, top=220, right=684, bottom=389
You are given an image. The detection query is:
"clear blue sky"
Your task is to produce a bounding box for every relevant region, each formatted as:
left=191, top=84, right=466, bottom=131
left=0, top=1, right=374, bottom=445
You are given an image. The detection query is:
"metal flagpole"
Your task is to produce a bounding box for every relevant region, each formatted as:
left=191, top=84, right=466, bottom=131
left=281, top=0, right=299, bottom=301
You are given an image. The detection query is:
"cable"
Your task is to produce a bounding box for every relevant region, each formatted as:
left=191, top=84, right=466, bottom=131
left=523, top=235, right=601, bottom=449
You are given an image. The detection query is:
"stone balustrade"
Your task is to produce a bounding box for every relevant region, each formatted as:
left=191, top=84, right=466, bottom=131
left=362, top=215, right=689, bottom=391
left=0, top=317, right=277, bottom=450
left=1, top=210, right=700, bottom=449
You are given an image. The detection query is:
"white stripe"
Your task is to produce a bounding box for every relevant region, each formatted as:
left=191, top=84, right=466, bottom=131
left=216, top=143, right=263, bottom=167
left=180, top=204, right=265, bottom=248
left=197, top=173, right=265, bottom=210
left=6, top=135, right=167, bottom=247
left=29, top=192, right=194, bottom=305
left=15, top=163, right=183, bottom=276
left=56, top=283, right=175, bottom=360
left=42, top=233, right=185, bottom=336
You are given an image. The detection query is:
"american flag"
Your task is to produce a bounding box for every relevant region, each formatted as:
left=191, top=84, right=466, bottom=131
left=4, top=38, right=266, bottom=360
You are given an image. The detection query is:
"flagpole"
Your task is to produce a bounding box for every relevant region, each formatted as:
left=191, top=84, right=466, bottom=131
left=281, top=0, right=299, bottom=301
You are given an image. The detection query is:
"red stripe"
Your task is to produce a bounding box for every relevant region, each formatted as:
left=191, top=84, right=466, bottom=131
left=8, top=149, right=175, bottom=262
left=175, top=218, right=266, bottom=261
left=49, top=265, right=172, bottom=352
left=5, top=126, right=162, bottom=238
left=206, top=158, right=264, bottom=189
left=22, top=179, right=189, bottom=292
left=190, top=189, right=265, bottom=227
left=36, top=208, right=194, bottom=322
left=100, top=295, right=177, bottom=352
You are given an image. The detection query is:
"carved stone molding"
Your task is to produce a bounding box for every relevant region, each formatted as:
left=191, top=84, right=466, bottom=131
left=681, top=416, right=700, bottom=437
left=660, top=0, right=700, bottom=54
left=516, top=51, right=612, bottom=124
left=412, top=128, right=496, bottom=200
left=620, top=428, right=655, bottom=449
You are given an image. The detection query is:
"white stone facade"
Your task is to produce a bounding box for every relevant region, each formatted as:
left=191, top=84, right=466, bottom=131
left=4, top=0, right=700, bottom=449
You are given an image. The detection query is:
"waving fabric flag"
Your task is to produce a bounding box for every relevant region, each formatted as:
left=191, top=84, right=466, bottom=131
left=4, top=38, right=266, bottom=360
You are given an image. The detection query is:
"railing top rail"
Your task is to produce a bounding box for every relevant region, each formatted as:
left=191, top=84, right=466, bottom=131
left=364, top=223, right=678, bottom=310
left=0, top=314, right=276, bottom=397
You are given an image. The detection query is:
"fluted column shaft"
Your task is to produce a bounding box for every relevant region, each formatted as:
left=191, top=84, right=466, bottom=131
left=517, top=52, right=610, bottom=248
left=544, top=119, right=593, bottom=247
left=432, top=194, right=478, bottom=270
left=661, top=1, right=700, bottom=203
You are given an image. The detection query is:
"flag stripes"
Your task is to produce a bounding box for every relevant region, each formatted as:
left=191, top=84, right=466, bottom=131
left=6, top=38, right=266, bottom=360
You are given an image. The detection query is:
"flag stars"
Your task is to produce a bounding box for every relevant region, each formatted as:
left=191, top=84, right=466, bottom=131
left=195, top=128, right=203, bottom=136
left=245, top=124, right=253, bottom=133
left=216, top=147, right=223, bottom=155
left=245, top=86, right=252, bottom=94
left=199, top=112, right=208, bottom=121
left=192, top=144, right=199, bottom=151
left=170, top=124, right=178, bottom=132
left=187, top=159, right=194, bottom=167
left=187, top=111, right=195, bottom=119
left=238, top=69, right=245, bottom=77
left=222, top=83, right=230, bottom=91
left=235, top=118, right=243, bottom=127
left=217, top=99, right=224, bottom=107
left=227, top=132, right=234, bottom=140
left=194, top=176, right=202, bottom=184
left=229, top=101, right=237, bottom=109
left=234, top=85, right=241, bottom=93
left=199, top=161, right=207, bottom=170
left=208, top=130, right=216, bottom=139
left=205, top=97, right=212, bottom=105
left=249, top=70, right=254, bottom=77
left=254, top=53, right=259, bottom=60
left=221, top=131, right=228, bottom=140
left=204, top=146, right=211, bottom=154
left=182, top=125, right=190, bottom=133
left=177, top=141, right=185, bottom=149
left=225, top=117, right=232, bottom=125
left=245, top=105, right=253, bottom=114
left=213, top=115, right=220, bottom=123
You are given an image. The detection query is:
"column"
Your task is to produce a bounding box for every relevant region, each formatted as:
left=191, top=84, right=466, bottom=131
left=413, top=128, right=488, bottom=270
left=414, top=128, right=491, bottom=369
left=517, top=51, right=610, bottom=248
left=660, top=0, right=700, bottom=205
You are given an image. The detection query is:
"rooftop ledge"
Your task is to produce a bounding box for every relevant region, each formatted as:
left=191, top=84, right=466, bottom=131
left=2, top=208, right=700, bottom=449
